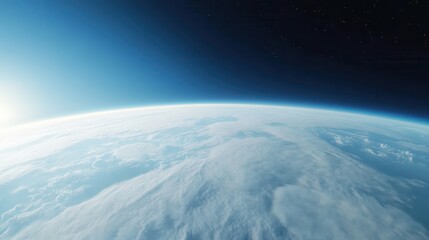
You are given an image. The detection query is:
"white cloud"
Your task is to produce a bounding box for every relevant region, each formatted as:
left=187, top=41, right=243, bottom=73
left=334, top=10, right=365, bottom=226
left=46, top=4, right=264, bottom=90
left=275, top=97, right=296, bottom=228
left=396, top=150, right=415, bottom=162
left=334, top=136, right=345, bottom=145
left=112, top=142, right=158, bottom=164
left=0, top=105, right=427, bottom=239
left=272, top=185, right=426, bottom=240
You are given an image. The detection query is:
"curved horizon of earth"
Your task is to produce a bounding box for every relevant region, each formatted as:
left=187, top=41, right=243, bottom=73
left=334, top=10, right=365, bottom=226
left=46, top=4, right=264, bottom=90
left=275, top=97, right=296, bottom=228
left=0, top=104, right=428, bottom=239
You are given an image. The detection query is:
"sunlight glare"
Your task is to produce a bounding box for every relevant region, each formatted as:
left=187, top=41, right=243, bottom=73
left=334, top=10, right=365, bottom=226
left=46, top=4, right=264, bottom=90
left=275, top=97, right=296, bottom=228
left=0, top=101, right=17, bottom=128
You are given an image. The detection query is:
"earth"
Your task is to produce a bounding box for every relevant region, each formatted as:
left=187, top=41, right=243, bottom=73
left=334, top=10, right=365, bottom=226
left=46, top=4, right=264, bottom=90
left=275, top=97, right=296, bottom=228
left=0, top=104, right=428, bottom=239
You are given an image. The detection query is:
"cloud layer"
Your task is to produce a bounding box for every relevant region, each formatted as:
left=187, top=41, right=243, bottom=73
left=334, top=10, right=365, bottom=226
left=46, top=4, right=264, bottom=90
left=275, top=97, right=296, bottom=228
left=0, top=104, right=428, bottom=239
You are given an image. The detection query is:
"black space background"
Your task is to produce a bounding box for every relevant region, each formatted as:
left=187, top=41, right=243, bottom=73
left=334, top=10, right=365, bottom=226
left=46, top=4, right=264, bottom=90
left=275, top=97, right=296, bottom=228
left=78, top=0, right=429, bottom=119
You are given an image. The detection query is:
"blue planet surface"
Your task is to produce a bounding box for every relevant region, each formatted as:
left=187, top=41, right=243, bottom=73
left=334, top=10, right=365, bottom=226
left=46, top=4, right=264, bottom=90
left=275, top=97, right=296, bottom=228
left=0, top=104, right=428, bottom=239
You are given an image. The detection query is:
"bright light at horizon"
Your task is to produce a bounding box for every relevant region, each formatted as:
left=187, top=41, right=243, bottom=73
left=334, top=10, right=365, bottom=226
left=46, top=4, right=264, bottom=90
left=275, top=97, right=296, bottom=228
left=0, top=99, right=19, bottom=129
left=0, top=81, right=31, bottom=129
left=0, top=102, right=16, bottom=128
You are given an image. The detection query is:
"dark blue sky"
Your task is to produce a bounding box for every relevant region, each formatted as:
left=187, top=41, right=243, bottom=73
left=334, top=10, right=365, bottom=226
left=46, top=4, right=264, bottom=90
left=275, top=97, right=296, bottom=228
left=1, top=1, right=428, bottom=127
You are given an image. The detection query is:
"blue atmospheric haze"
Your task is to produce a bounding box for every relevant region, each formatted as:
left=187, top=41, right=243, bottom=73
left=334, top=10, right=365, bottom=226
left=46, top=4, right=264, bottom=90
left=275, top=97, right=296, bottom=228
left=0, top=2, right=225, bottom=124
